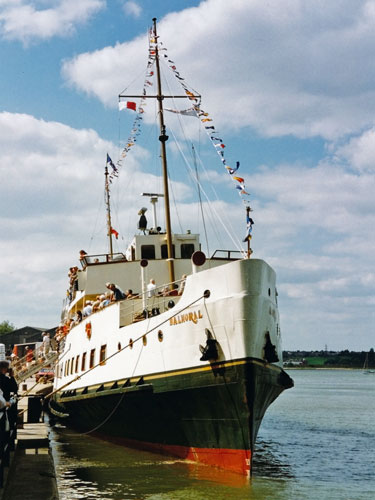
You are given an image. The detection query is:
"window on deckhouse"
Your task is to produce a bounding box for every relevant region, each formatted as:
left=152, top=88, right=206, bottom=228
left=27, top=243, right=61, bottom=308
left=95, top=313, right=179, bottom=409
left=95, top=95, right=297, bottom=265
left=141, top=245, right=155, bottom=259
left=161, top=244, right=175, bottom=259
left=181, top=244, right=195, bottom=259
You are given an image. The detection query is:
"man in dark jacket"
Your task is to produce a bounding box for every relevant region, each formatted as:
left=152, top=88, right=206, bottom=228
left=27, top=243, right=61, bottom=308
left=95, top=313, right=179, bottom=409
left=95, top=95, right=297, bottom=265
left=106, top=283, right=126, bottom=301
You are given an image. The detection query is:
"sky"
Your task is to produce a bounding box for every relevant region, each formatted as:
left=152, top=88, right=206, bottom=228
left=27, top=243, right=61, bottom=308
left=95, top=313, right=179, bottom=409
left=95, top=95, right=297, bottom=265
left=0, top=0, right=374, bottom=351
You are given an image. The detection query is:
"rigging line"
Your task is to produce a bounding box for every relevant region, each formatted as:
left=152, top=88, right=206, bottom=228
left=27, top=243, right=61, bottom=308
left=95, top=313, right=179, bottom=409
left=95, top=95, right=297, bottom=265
left=169, top=173, right=184, bottom=234
left=160, top=71, right=242, bottom=251
left=156, top=35, right=250, bottom=215
left=87, top=181, right=105, bottom=252
left=48, top=292, right=209, bottom=436
left=161, top=75, right=224, bottom=248
left=167, top=124, right=242, bottom=253
left=168, top=126, right=229, bottom=250
left=192, top=144, right=210, bottom=257
left=118, top=60, right=155, bottom=97
left=77, top=340, right=147, bottom=437
left=46, top=291, right=209, bottom=401
left=191, top=138, right=244, bottom=251
left=194, top=149, right=244, bottom=251
left=180, top=123, right=244, bottom=250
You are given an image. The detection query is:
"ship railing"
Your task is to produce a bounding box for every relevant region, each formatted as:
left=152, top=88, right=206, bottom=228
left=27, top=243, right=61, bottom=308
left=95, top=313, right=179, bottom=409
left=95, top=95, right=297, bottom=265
left=210, top=249, right=244, bottom=260
left=11, top=344, right=58, bottom=384
left=119, top=280, right=183, bottom=327
left=80, top=252, right=127, bottom=269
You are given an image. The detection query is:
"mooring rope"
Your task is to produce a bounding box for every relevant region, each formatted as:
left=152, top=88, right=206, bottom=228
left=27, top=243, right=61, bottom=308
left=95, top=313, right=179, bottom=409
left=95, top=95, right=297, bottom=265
left=46, top=290, right=209, bottom=402
left=47, top=290, right=210, bottom=435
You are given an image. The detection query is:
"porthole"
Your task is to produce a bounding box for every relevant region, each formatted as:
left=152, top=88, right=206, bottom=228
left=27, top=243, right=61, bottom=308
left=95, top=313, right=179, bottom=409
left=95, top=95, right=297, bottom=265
left=143, top=335, right=147, bottom=346
left=118, top=342, right=121, bottom=351
left=158, top=330, right=163, bottom=342
left=129, top=338, right=133, bottom=349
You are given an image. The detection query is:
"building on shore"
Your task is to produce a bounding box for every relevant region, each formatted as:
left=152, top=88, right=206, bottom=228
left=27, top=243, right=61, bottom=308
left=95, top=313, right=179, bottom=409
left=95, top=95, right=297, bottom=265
left=0, top=326, right=56, bottom=353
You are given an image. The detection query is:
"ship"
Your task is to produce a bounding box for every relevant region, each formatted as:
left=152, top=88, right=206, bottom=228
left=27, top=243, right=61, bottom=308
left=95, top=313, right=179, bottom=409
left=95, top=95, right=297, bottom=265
left=49, top=18, right=293, bottom=477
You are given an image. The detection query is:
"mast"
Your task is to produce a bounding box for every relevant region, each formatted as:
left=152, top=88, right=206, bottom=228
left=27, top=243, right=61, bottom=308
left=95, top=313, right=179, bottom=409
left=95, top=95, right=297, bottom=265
left=105, top=165, right=114, bottom=257
left=118, top=18, right=200, bottom=283
left=152, top=17, right=175, bottom=285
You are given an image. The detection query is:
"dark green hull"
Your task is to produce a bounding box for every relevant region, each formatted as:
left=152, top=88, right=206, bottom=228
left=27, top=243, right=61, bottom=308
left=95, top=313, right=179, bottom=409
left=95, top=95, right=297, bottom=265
left=54, top=358, right=293, bottom=475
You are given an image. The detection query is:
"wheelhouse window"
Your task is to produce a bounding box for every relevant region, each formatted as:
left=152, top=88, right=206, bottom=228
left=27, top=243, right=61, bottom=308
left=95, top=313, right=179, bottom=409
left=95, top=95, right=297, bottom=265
left=81, top=352, right=87, bottom=372
left=89, top=349, right=95, bottom=369
left=161, top=244, right=175, bottom=259
left=99, top=345, right=107, bottom=366
left=141, top=245, right=155, bottom=260
left=181, top=244, right=195, bottom=259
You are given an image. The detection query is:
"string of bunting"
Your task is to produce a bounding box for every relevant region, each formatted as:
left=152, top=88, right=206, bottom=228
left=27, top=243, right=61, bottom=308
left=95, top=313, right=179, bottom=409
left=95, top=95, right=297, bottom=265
left=106, top=29, right=157, bottom=183
left=109, top=24, right=254, bottom=243
left=156, top=33, right=254, bottom=242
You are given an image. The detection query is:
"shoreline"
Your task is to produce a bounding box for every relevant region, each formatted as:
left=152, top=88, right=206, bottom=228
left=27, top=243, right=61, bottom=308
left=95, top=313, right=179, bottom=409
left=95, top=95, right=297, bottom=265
left=285, top=366, right=366, bottom=370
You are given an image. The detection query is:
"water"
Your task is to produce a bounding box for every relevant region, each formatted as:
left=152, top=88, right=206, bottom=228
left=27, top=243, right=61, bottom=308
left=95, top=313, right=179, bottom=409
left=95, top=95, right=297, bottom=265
left=50, top=370, right=375, bottom=499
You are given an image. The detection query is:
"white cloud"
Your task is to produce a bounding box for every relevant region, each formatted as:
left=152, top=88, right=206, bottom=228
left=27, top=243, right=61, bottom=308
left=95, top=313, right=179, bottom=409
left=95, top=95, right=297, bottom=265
left=334, top=128, right=375, bottom=173
left=0, top=111, right=195, bottom=327
left=122, top=1, right=141, bottom=18
left=2, top=1, right=375, bottom=351
left=0, top=109, right=374, bottom=350
left=62, top=0, right=375, bottom=140
left=0, top=0, right=105, bottom=44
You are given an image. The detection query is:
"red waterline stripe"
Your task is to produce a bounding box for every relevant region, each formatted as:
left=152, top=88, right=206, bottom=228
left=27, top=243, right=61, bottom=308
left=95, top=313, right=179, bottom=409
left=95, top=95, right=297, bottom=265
left=95, top=432, right=251, bottom=476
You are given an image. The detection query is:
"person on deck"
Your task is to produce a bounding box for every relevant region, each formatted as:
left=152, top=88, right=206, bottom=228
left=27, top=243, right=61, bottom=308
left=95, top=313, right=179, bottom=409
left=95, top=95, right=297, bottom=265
left=79, top=249, right=89, bottom=267
left=83, top=301, right=93, bottom=317
left=25, top=346, right=34, bottom=366
left=92, top=295, right=102, bottom=312
left=0, top=362, right=18, bottom=428
left=0, top=361, right=17, bottom=400
left=106, top=283, right=126, bottom=301
left=147, top=279, right=156, bottom=298
left=42, top=332, right=51, bottom=355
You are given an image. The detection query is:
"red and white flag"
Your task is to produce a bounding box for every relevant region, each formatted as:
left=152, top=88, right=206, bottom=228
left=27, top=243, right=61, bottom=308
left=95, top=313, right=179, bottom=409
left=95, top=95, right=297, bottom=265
left=119, top=101, right=137, bottom=112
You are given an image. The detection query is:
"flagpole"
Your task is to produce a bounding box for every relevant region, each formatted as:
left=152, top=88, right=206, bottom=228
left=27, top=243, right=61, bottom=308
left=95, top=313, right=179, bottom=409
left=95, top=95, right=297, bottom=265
left=105, top=165, right=114, bottom=257
left=153, top=17, right=175, bottom=286
left=246, top=206, right=251, bottom=259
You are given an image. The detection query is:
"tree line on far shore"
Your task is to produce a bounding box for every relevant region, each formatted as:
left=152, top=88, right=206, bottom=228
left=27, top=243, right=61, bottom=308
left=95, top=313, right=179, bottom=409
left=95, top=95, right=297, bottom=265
left=0, top=321, right=15, bottom=335
left=1, top=321, right=374, bottom=369
left=283, top=349, right=375, bottom=368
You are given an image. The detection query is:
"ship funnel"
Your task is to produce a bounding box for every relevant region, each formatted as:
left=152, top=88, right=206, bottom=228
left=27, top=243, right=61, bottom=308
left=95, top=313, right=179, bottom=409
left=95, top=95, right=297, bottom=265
left=191, top=251, right=206, bottom=274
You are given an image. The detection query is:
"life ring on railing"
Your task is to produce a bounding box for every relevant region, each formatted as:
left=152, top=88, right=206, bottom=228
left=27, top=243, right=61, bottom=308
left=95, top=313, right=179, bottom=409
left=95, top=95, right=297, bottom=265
left=85, top=322, right=92, bottom=340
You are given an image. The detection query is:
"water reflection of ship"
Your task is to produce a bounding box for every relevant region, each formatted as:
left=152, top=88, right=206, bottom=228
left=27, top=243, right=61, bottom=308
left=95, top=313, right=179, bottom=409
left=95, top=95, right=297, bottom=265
left=50, top=18, right=293, bottom=477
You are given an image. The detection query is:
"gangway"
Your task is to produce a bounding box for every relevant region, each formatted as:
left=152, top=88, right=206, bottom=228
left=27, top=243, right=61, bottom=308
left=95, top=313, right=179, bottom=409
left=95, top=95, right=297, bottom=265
left=11, top=345, right=58, bottom=384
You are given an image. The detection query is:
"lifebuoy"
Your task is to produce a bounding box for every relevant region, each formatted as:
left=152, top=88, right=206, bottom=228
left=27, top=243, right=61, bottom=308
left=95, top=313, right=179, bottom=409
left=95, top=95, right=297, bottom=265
left=85, top=322, right=92, bottom=339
